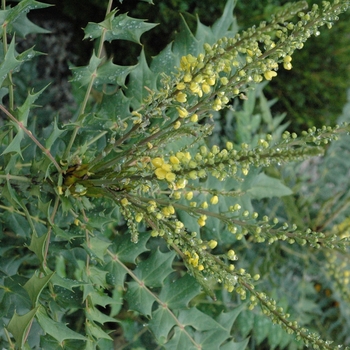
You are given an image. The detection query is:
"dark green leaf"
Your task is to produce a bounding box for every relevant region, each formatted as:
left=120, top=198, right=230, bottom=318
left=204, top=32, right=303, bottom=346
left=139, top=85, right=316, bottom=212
left=158, top=274, right=201, bottom=309
left=7, top=307, right=38, bottom=348
left=23, top=271, right=54, bottom=306
left=81, top=235, right=111, bottom=262
left=124, top=281, right=156, bottom=316
left=126, top=48, right=158, bottom=109
left=27, top=232, right=48, bottom=263
left=246, top=173, right=293, bottom=200
left=133, top=248, right=175, bottom=288
left=148, top=306, right=176, bottom=343
left=84, top=11, right=157, bottom=44
left=112, top=231, right=149, bottom=264
left=36, top=307, right=87, bottom=342
left=70, top=52, right=102, bottom=87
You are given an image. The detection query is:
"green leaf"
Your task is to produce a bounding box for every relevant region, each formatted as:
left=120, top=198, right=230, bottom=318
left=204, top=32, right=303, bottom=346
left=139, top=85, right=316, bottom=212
left=1, top=128, right=24, bottom=157
left=112, top=231, right=149, bottom=264
left=164, top=326, right=198, bottom=350
left=23, top=271, right=54, bottom=306
left=27, top=232, right=48, bottom=263
left=0, top=39, right=21, bottom=87
left=36, top=307, right=87, bottom=342
left=126, top=48, right=159, bottom=109
left=84, top=10, right=157, bottom=44
left=45, top=118, right=66, bottom=150
left=81, top=235, right=111, bottom=262
left=70, top=52, right=102, bottom=87
left=246, top=173, right=293, bottom=200
left=12, top=12, right=50, bottom=37
left=148, top=306, right=176, bottom=343
left=7, top=307, right=39, bottom=348
left=50, top=274, right=87, bottom=292
left=5, top=0, right=51, bottom=27
left=86, top=305, right=117, bottom=324
left=124, top=281, right=156, bottom=316
left=158, top=274, right=201, bottom=309
left=133, top=248, right=175, bottom=288
left=86, top=320, right=112, bottom=340
left=220, top=338, right=249, bottom=350
left=16, top=85, right=47, bottom=127
left=94, top=58, right=135, bottom=88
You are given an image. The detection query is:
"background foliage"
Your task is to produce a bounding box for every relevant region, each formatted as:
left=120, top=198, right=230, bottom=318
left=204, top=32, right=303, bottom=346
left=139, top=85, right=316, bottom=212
left=1, top=0, right=350, bottom=350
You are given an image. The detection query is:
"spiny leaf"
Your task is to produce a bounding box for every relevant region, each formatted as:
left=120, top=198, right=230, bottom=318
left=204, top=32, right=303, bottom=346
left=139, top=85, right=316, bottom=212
left=23, top=271, right=54, bottom=307
left=16, top=85, right=48, bottom=127
left=148, top=306, right=177, bottom=343
left=70, top=52, right=102, bottom=88
left=158, top=274, right=201, bottom=309
left=1, top=128, right=25, bottom=158
left=133, top=248, right=175, bottom=288
left=126, top=48, right=159, bottom=109
left=124, top=281, right=157, bottom=316
left=45, top=118, right=66, bottom=150
left=27, top=232, right=48, bottom=264
left=86, top=305, right=117, bottom=324
left=93, top=58, right=135, bottom=88
left=84, top=10, right=157, bottom=44
left=86, top=320, right=112, bottom=340
left=81, top=235, right=111, bottom=262
left=0, top=39, right=21, bottom=87
left=36, top=307, right=87, bottom=342
left=7, top=307, right=39, bottom=347
left=5, top=0, right=51, bottom=26
left=112, top=231, right=149, bottom=264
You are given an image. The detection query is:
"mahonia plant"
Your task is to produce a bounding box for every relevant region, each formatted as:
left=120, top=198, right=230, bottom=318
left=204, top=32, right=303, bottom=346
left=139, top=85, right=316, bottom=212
left=1, top=0, right=350, bottom=349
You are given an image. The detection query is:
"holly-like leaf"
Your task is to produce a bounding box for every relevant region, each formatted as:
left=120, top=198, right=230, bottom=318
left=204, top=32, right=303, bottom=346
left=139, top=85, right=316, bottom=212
left=70, top=52, right=102, bottom=87
left=86, top=305, right=117, bottom=324
left=27, top=232, right=48, bottom=264
left=45, top=118, right=66, bottom=150
left=126, top=48, right=159, bottom=109
left=124, top=281, right=156, bottom=316
left=112, top=231, right=149, bottom=264
left=81, top=235, right=111, bottom=262
left=133, top=248, right=175, bottom=288
left=7, top=307, right=39, bottom=348
left=23, top=271, right=54, bottom=306
left=84, top=10, right=157, bottom=44
left=16, top=85, right=48, bottom=127
left=93, top=58, right=135, bottom=88
left=148, top=306, right=177, bottom=343
left=246, top=172, right=293, bottom=200
left=36, top=307, right=87, bottom=342
left=158, top=274, right=201, bottom=310
left=1, top=128, right=24, bottom=158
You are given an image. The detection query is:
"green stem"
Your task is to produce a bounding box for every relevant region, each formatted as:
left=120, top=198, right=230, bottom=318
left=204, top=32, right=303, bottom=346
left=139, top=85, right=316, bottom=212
left=0, top=174, right=31, bottom=182
left=63, top=0, right=114, bottom=160
left=0, top=104, right=62, bottom=173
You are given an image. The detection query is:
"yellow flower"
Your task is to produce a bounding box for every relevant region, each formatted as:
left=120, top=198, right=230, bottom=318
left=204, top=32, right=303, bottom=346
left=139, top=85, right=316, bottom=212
left=170, top=156, right=180, bottom=164
left=208, top=240, right=218, bottom=249
left=135, top=213, right=143, bottom=222
left=190, top=114, right=198, bottom=123
left=121, top=198, right=129, bottom=206
left=165, top=172, right=176, bottom=182
left=210, top=195, right=219, bottom=205
left=176, top=82, right=186, bottom=90
left=264, top=70, right=277, bottom=80
left=155, top=168, right=167, bottom=180
left=176, top=92, right=187, bottom=102
left=177, top=107, right=189, bottom=118
left=152, top=157, right=164, bottom=168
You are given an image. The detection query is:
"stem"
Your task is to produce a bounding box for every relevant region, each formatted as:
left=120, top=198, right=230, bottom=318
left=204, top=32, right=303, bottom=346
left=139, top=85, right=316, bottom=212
left=0, top=104, right=62, bottom=173
left=63, top=0, right=114, bottom=160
